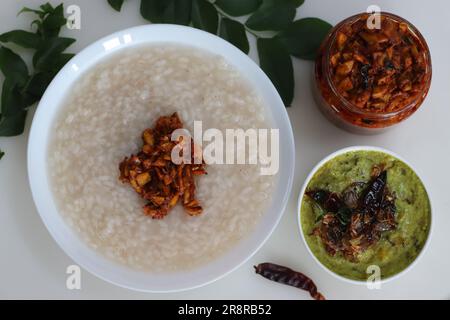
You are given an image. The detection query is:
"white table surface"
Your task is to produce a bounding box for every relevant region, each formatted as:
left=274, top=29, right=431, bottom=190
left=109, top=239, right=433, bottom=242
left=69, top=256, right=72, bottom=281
left=1, top=0, right=449, bottom=300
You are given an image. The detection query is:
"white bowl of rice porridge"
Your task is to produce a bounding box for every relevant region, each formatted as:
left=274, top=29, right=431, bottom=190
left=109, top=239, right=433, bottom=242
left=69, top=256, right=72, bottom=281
left=28, top=25, right=295, bottom=292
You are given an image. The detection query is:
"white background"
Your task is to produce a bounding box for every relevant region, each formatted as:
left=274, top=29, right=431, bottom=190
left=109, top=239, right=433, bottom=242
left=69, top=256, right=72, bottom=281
left=1, top=0, right=449, bottom=299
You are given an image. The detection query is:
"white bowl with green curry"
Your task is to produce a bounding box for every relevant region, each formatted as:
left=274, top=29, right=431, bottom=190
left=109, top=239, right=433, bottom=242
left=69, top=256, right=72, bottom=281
left=298, top=146, right=432, bottom=283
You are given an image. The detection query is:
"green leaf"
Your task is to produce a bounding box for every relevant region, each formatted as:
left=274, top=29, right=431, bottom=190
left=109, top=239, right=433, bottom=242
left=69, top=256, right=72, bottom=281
left=33, top=37, right=76, bottom=71
left=41, top=4, right=67, bottom=38
left=140, top=0, right=192, bottom=25
left=140, top=0, right=166, bottom=22
left=219, top=18, right=249, bottom=54
left=1, top=78, right=25, bottom=117
left=0, top=3, right=76, bottom=138
left=40, top=3, right=55, bottom=14
left=19, top=3, right=54, bottom=16
left=19, top=3, right=66, bottom=38
left=162, top=0, right=192, bottom=25
left=0, top=110, right=27, bottom=136
left=215, top=0, right=262, bottom=17
left=246, top=0, right=296, bottom=31
left=23, top=71, right=56, bottom=103
left=292, top=0, right=305, bottom=7
left=191, top=0, right=218, bottom=34
left=0, top=46, right=29, bottom=87
left=0, top=149, right=4, bottom=160
left=257, top=37, right=294, bottom=107
left=53, top=53, right=75, bottom=71
left=18, top=7, right=46, bottom=18
left=0, top=30, right=42, bottom=49
left=108, top=0, right=126, bottom=12
left=277, top=18, right=332, bottom=60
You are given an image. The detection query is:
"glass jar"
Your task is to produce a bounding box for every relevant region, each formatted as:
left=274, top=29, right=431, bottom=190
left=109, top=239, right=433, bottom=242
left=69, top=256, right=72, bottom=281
left=314, top=12, right=432, bottom=134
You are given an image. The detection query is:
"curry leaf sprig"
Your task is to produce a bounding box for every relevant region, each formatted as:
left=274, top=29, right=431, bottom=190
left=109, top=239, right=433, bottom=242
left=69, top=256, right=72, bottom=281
left=107, top=0, right=332, bottom=107
left=0, top=3, right=75, bottom=138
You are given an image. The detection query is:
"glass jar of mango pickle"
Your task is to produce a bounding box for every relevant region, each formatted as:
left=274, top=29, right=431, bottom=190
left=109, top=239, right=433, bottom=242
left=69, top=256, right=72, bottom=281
left=314, top=12, right=432, bottom=134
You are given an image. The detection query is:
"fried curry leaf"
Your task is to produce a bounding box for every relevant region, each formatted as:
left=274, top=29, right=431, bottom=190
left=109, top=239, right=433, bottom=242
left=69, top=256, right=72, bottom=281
left=192, top=0, right=218, bottom=34
left=336, top=207, right=352, bottom=226
left=219, top=18, right=249, bottom=54
left=257, top=37, right=294, bottom=106
left=277, top=18, right=332, bottom=60
left=215, top=0, right=262, bottom=17
left=108, top=0, right=126, bottom=12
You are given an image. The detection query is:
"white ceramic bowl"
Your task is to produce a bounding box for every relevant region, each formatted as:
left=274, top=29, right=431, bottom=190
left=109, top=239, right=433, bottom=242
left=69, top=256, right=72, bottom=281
left=297, top=146, right=433, bottom=285
left=27, top=25, right=295, bottom=292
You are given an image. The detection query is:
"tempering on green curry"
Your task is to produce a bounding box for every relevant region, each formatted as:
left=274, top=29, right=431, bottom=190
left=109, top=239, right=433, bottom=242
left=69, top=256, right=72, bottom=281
left=301, top=150, right=431, bottom=281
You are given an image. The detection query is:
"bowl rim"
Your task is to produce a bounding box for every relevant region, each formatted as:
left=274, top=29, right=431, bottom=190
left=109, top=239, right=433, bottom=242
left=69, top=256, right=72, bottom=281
left=296, top=146, right=433, bottom=285
left=27, top=24, right=295, bottom=293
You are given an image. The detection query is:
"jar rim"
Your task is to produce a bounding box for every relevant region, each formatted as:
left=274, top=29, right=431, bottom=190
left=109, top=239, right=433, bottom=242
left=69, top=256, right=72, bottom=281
left=323, top=11, right=432, bottom=119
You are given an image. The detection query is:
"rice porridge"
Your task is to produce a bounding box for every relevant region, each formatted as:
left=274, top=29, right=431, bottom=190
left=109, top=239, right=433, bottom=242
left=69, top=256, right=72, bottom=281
left=48, top=44, right=277, bottom=272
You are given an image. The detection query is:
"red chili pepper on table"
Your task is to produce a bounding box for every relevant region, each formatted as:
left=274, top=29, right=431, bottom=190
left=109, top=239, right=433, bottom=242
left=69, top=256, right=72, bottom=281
left=254, top=263, right=325, bottom=300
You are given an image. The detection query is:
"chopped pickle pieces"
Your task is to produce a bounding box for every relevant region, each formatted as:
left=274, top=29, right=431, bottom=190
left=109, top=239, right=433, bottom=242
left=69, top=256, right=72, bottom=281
left=119, top=113, right=207, bottom=219
left=329, top=15, right=429, bottom=113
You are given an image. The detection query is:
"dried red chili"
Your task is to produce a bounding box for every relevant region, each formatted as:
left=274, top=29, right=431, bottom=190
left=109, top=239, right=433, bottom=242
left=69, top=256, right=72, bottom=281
left=254, top=263, right=325, bottom=300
